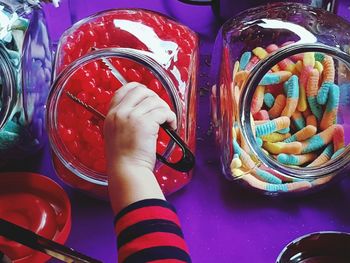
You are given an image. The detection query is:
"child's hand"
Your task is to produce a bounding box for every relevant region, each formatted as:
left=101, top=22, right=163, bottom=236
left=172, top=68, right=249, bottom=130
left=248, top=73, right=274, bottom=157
left=104, top=82, right=177, bottom=175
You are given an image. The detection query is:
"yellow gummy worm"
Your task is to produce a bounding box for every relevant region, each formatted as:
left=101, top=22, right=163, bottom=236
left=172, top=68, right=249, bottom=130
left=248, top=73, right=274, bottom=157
left=303, top=52, right=315, bottom=68
left=314, top=61, right=324, bottom=75
left=253, top=47, right=268, bottom=60
left=263, top=141, right=302, bottom=155
left=260, top=132, right=291, bottom=143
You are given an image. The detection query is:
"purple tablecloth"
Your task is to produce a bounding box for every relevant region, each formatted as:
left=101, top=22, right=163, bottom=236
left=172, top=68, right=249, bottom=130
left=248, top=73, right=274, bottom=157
left=4, top=1, right=350, bottom=262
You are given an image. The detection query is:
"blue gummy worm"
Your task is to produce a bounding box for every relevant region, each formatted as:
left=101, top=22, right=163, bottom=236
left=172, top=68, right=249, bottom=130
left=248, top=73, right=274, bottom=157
left=285, top=75, right=299, bottom=99
left=302, top=135, right=325, bottom=154
left=339, top=83, right=350, bottom=106
left=284, top=134, right=297, bottom=143
left=0, top=131, right=20, bottom=150
left=315, top=52, right=325, bottom=62
left=256, top=168, right=282, bottom=184
left=264, top=93, right=275, bottom=108
left=256, top=121, right=278, bottom=137
left=307, top=96, right=323, bottom=121
left=293, top=117, right=306, bottom=131
left=325, top=83, right=339, bottom=113
left=331, top=148, right=345, bottom=159
left=277, top=154, right=299, bottom=165
left=317, top=82, right=332, bottom=105
left=233, top=139, right=242, bottom=156
left=266, top=183, right=289, bottom=192
left=256, top=137, right=263, bottom=147
left=260, top=73, right=280, bottom=85
left=322, top=144, right=334, bottom=158
left=239, top=52, right=251, bottom=70
left=277, top=127, right=290, bottom=134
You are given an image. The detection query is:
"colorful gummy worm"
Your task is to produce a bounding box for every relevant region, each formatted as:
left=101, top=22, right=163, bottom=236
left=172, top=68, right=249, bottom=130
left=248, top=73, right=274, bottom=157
left=230, top=43, right=348, bottom=193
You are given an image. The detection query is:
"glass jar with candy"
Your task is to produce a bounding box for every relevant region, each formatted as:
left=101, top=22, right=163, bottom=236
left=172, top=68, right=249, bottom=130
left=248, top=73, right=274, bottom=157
left=211, top=3, right=350, bottom=195
left=47, top=9, right=198, bottom=198
left=0, top=0, right=55, bottom=164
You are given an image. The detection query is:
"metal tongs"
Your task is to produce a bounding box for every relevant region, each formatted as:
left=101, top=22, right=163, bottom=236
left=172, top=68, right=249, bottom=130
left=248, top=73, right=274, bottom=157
left=0, top=218, right=102, bottom=263
left=66, top=55, right=195, bottom=172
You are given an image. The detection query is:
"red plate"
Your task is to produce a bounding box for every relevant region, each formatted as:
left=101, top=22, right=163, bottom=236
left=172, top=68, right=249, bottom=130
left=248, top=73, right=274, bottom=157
left=0, top=172, right=71, bottom=262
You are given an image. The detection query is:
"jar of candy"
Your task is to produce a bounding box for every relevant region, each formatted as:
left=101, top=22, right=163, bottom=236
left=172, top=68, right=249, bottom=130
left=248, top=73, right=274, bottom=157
left=212, top=3, right=350, bottom=195
left=176, top=0, right=338, bottom=21
left=47, top=9, right=198, bottom=198
left=0, top=0, right=55, bottom=163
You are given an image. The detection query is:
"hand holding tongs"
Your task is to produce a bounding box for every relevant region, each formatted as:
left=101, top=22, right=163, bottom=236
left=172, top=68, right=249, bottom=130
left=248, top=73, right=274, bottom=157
left=66, top=54, right=195, bottom=172
left=0, top=218, right=102, bottom=263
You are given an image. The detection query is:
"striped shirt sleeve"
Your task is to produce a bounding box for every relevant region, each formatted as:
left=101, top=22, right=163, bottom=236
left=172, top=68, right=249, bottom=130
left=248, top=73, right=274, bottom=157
left=114, top=199, right=191, bottom=263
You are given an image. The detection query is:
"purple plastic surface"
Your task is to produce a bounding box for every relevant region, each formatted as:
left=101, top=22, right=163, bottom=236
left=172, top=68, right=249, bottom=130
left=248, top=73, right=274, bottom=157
left=3, top=1, right=350, bottom=262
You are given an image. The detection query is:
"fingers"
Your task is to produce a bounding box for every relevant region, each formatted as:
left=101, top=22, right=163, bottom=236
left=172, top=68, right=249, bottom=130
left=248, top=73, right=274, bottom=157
left=109, top=82, right=146, bottom=109
left=144, top=108, right=177, bottom=130
left=130, top=94, right=169, bottom=115
left=108, top=82, right=177, bottom=129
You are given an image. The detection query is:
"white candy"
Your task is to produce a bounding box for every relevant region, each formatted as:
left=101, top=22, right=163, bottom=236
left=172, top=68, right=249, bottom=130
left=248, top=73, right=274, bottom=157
left=27, top=0, right=60, bottom=7
left=52, top=0, right=60, bottom=7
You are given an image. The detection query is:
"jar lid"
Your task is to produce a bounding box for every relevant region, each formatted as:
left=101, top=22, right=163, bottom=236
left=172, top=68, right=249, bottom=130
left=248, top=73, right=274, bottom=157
left=0, top=172, right=71, bottom=262
left=276, top=231, right=350, bottom=263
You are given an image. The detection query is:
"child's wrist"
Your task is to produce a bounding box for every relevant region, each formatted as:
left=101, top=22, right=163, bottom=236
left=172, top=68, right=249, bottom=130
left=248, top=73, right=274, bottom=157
left=107, top=161, right=165, bottom=215
left=107, top=156, right=155, bottom=177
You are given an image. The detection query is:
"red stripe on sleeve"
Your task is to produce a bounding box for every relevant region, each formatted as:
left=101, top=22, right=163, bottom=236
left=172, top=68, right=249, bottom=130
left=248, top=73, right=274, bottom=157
left=115, top=206, right=181, bottom=233
left=118, top=232, right=189, bottom=263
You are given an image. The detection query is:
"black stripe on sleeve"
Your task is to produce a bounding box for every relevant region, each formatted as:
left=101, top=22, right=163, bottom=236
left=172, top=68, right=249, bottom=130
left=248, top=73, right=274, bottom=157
left=114, top=199, right=177, bottom=225
left=123, top=246, right=191, bottom=263
left=117, top=219, right=184, bottom=249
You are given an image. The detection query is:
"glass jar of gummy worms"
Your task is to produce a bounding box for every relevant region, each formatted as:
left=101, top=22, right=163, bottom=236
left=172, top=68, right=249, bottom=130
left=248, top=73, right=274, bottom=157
left=211, top=3, right=350, bottom=195
left=0, top=0, right=54, bottom=164
left=47, top=9, right=198, bottom=198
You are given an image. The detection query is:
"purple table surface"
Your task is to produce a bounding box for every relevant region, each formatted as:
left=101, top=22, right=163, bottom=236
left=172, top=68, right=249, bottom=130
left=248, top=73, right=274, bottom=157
left=4, top=1, right=350, bottom=262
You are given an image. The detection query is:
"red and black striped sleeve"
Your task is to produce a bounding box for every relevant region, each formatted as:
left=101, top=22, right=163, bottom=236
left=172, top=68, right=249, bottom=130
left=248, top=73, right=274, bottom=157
left=114, top=199, right=191, bottom=263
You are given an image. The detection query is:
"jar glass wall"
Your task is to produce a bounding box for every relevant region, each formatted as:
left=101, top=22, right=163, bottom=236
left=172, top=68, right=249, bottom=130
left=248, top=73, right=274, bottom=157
left=0, top=1, right=52, bottom=162
left=212, top=3, right=350, bottom=195
left=48, top=9, right=198, bottom=198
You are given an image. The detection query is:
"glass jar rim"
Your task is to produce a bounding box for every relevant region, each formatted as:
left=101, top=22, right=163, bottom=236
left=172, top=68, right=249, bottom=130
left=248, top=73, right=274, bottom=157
left=239, top=43, right=350, bottom=180
left=276, top=231, right=350, bottom=262
left=47, top=47, right=182, bottom=186
left=0, top=44, right=16, bottom=130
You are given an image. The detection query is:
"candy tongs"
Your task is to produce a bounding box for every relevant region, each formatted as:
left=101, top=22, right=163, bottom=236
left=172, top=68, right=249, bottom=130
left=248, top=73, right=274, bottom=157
left=0, top=218, right=102, bottom=263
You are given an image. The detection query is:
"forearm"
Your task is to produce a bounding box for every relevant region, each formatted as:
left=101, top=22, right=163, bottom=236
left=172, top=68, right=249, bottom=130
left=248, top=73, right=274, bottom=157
left=114, top=199, right=191, bottom=263
left=108, top=163, right=165, bottom=215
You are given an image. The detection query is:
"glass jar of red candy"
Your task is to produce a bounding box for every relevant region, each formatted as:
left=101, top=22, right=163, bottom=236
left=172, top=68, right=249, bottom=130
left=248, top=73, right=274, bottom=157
left=47, top=9, right=198, bottom=198
left=211, top=3, right=350, bottom=195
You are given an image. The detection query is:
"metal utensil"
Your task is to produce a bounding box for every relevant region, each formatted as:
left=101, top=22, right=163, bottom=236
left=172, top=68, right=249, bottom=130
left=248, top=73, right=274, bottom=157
left=0, top=218, right=102, bottom=263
